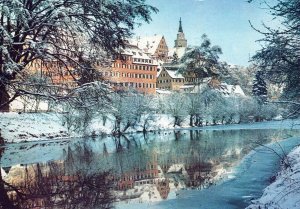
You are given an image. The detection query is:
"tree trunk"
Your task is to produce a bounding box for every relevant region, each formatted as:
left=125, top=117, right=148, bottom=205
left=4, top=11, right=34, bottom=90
left=0, top=84, right=9, bottom=112
left=189, top=115, right=194, bottom=127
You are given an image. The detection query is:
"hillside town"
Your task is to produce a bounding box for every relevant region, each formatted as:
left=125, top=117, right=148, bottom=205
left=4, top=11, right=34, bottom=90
left=4, top=18, right=245, bottom=114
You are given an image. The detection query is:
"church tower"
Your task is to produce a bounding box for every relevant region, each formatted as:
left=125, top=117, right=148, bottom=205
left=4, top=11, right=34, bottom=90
left=174, top=18, right=187, bottom=48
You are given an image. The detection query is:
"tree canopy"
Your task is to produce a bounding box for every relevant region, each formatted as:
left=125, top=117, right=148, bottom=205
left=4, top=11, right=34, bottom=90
left=179, top=34, right=227, bottom=81
left=250, top=0, right=300, bottom=101
left=0, top=0, right=158, bottom=110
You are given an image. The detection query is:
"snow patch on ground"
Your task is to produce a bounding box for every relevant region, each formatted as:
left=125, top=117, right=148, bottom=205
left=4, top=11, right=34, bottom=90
left=247, top=145, right=300, bottom=209
left=0, top=112, right=69, bottom=143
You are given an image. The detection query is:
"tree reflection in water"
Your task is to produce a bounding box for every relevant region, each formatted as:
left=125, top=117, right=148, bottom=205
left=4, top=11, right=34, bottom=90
left=0, top=143, right=115, bottom=209
left=1, top=128, right=299, bottom=207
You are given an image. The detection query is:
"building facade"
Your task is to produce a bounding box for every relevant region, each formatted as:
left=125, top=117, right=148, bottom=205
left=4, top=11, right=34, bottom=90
left=157, top=67, right=185, bottom=91
left=108, top=44, right=158, bottom=94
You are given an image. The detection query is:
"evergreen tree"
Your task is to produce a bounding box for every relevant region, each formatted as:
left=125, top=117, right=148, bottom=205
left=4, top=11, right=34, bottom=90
left=252, top=71, right=268, bottom=103
left=178, top=34, right=228, bottom=82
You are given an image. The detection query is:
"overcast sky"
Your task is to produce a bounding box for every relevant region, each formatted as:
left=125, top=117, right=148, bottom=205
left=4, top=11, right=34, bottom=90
left=133, top=0, right=279, bottom=66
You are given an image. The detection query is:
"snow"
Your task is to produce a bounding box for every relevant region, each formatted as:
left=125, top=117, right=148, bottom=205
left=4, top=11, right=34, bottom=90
left=219, top=84, right=245, bottom=97
left=1, top=110, right=300, bottom=144
left=165, top=69, right=184, bottom=79
left=2, top=112, right=300, bottom=208
left=129, top=35, right=164, bottom=55
left=246, top=145, right=300, bottom=209
left=156, top=89, right=172, bottom=94
left=168, top=47, right=186, bottom=59
left=0, top=112, right=69, bottom=143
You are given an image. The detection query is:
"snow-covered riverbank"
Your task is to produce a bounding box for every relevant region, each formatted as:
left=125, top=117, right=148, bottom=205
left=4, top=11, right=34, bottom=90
left=0, top=112, right=69, bottom=143
left=246, top=145, right=300, bottom=209
left=1, top=111, right=300, bottom=209
left=1, top=112, right=300, bottom=143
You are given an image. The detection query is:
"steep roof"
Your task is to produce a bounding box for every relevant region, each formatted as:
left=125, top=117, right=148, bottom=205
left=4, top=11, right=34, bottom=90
left=130, top=35, right=164, bottom=55
left=121, top=44, right=152, bottom=60
left=162, top=66, right=184, bottom=79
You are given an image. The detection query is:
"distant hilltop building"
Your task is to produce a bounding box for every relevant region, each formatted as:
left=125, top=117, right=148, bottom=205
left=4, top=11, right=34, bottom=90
left=168, top=18, right=188, bottom=62
left=175, top=18, right=187, bottom=48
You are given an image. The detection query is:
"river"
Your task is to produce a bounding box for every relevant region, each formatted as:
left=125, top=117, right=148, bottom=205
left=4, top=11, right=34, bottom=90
left=1, top=120, right=300, bottom=208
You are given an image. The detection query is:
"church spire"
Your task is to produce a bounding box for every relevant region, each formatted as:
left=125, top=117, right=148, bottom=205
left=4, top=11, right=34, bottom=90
left=178, top=17, right=183, bottom=33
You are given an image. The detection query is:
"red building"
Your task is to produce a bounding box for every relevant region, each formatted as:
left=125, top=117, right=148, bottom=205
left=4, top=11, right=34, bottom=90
left=106, top=44, right=158, bottom=94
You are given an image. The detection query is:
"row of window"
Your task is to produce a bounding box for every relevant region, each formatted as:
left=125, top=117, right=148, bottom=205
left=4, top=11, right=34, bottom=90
left=158, top=79, right=184, bottom=83
left=114, top=55, right=153, bottom=64
left=133, top=58, right=153, bottom=64
left=113, top=63, right=155, bottom=71
left=104, top=71, right=155, bottom=79
left=111, top=82, right=156, bottom=89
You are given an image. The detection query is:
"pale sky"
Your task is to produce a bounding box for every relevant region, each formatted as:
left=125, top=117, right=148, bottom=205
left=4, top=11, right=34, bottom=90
left=134, top=0, right=279, bottom=66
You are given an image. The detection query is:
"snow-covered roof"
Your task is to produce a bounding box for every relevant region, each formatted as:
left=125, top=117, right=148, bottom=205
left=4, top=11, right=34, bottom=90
left=168, top=48, right=176, bottom=57
left=180, top=85, right=194, bottom=89
left=166, top=69, right=184, bottom=79
left=130, top=35, right=164, bottom=55
left=168, top=47, right=186, bottom=59
left=157, top=67, right=163, bottom=78
left=156, top=89, right=172, bottom=94
left=122, top=44, right=153, bottom=60
left=219, top=84, right=245, bottom=97
left=188, top=79, right=245, bottom=97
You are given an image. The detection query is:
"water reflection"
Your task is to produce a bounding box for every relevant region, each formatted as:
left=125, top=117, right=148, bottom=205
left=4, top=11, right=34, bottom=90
left=1, top=128, right=299, bottom=208
left=1, top=146, right=114, bottom=209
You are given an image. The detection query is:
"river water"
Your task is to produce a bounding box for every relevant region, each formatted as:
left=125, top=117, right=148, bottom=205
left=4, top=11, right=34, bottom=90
left=1, top=121, right=300, bottom=208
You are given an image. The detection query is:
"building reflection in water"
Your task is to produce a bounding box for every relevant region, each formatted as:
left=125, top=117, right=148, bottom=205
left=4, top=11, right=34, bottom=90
left=1, top=129, right=299, bottom=207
